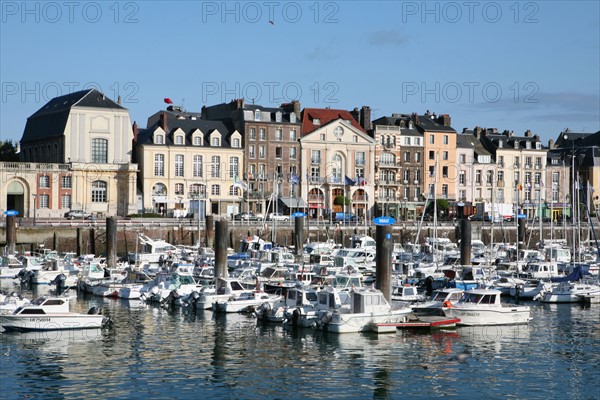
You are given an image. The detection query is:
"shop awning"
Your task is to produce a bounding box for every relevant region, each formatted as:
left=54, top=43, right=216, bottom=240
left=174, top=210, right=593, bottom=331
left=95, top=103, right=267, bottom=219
left=279, top=197, right=308, bottom=208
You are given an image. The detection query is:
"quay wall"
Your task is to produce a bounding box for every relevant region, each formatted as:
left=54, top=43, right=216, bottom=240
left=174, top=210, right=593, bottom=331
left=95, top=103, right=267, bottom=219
left=1, top=222, right=597, bottom=257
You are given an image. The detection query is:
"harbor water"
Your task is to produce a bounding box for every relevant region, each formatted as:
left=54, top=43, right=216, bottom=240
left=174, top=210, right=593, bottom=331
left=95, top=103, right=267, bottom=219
left=1, top=282, right=599, bottom=399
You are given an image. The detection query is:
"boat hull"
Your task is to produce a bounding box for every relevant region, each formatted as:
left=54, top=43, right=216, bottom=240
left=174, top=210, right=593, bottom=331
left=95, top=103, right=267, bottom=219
left=0, top=314, right=106, bottom=332
left=443, top=307, right=531, bottom=326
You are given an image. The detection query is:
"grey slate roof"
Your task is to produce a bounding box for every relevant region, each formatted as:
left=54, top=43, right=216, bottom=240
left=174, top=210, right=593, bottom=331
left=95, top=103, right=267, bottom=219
left=138, top=109, right=235, bottom=147
left=21, top=89, right=125, bottom=142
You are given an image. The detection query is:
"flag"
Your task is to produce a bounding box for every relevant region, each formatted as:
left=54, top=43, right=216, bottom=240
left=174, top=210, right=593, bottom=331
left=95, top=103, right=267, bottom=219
left=233, top=174, right=248, bottom=191
left=345, top=176, right=356, bottom=186
left=164, top=98, right=173, bottom=104
left=291, top=174, right=299, bottom=185
left=518, top=184, right=523, bottom=191
left=357, top=177, right=366, bottom=186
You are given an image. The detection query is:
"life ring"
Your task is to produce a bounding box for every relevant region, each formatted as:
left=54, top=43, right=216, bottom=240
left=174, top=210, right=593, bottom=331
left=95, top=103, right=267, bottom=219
left=403, top=283, right=411, bottom=287
left=443, top=300, right=453, bottom=308
left=248, top=236, right=253, bottom=241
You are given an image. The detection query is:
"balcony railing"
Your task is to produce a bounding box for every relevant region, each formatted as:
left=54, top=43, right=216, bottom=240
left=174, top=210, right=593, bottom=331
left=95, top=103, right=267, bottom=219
left=308, top=194, right=324, bottom=201
left=0, top=162, right=70, bottom=171
left=311, top=157, right=321, bottom=164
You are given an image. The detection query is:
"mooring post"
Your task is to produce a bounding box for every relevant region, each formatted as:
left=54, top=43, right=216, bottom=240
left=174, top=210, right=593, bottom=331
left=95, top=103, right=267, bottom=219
left=459, top=218, right=472, bottom=266
left=375, top=225, right=393, bottom=302
left=294, top=216, right=304, bottom=258
left=89, top=228, right=96, bottom=255
left=215, top=220, right=229, bottom=292
left=106, top=217, right=118, bottom=269
left=205, top=215, right=214, bottom=247
left=6, top=215, right=16, bottom=254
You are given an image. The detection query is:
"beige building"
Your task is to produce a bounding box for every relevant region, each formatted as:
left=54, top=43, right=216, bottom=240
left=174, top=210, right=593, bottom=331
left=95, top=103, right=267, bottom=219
left=2, top=89, right=137, bottom=219
left=299, top=108, right=376, bottom=219
left=134, top=109, right=244, bottom=217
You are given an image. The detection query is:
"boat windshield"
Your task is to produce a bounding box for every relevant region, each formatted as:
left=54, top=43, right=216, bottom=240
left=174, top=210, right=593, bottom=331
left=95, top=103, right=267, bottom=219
left=462, top=293, right=483, bottom=303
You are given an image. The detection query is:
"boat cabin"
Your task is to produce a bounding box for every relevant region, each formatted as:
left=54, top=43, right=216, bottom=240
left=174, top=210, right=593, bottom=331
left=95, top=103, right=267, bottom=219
left=14, top=297, right=70, bottom=314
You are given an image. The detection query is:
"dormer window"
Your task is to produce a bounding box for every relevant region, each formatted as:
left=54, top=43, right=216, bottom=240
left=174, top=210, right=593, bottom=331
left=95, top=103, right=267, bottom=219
left=498, top=140, right=503, bottom=148
left=193, top=136, right=202, bottom=146
left=536, top=142, right=542, bottom=150
left=275, top=112, right=282, bottom=123
left=211, top=137, right=220, bottom=146
left=175, top=135, right=184, bottom=145
left=408, top=121, right=414, bottom=129
left=232, top=138, right=240, bottom=148
left=254, top=110, right=260, bottom=121
left=526, top=141, right=531, bottom=149
left=514, top=141, right=519, bottom=149
left=290, top=113, right=296, bottom=123
left=313, top=118, right=320, bottom=125
left=155, top=135, right=164, bottom=144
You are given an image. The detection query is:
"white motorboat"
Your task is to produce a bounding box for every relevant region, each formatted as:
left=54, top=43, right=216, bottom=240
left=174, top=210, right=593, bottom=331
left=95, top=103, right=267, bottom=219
left=443, top=288, right=531, bottom=326
left=194, top=278, right=248, bottom=309
left=319, top=288, right=413, bottom=333
left=538, top=281, right=600, bottom=303
left=391, top=284, right=426, bottom=304
left=411, top=288, right=464, bottom=316
left=0, top=293, right=31, bottom=315
left=212, top=291, right=282, bottom=313
left=0, top=296, right=109, bottom=332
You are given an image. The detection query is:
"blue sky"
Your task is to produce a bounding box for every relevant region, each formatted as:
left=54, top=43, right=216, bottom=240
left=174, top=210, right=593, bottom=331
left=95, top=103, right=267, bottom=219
left=1, top=1, right=598, bottom=144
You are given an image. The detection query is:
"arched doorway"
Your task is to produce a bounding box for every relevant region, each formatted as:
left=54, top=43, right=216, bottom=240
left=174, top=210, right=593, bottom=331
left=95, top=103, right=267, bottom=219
left=6, top=181, right=25, bottom=216
left=152, top=183, right=167, bottom=216
left=308, top=188, right=324, bottom=219
left=352, top=188, right=368, bottom=219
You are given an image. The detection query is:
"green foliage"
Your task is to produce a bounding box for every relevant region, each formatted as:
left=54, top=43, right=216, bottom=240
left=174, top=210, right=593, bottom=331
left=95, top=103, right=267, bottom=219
left=333, top=195, right=350, bottom=206
left=436, top=199, right=449, bottom=210
left=0, top=140, right=19, bottom=162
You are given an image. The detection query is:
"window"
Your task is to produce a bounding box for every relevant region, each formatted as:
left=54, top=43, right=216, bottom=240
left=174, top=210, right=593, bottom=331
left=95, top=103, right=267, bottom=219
left=290, top=113, right=296, bottom=123
left=175, top=154, right=184, bottom=177
left=475, top=170, right=481, bottom=184
left=290, top=147, right=296, bottom=159
left=497, top=189, right=504, bottom=202
left=154, top=154, right=164, bottom=176
left=535, top=157, right=542, bottom=167
left=443, top=151, right=448, bottom=160
left=211, top=184, right=220, bottom=195
left=498, top=170, right=504, bottom=182
left=193, top=155, right=203, bottom=177
left=552, top=188, right=559, bottom=202
left=175, top=135, right=183, bottom=145
left=404, top=137, right=411, bottom=145
left=275, top=147, right=282, bottom=159
left=61, top=194, right=71, bottom=208
left=415, top=169, right=420, bottom=181
left=91, top=138, right=108, bottom=164
left=404, top=169, right=410, bottom=181
left=229, top=186, right=240, bottom=196
left=155, top=135, right=164, bottom=144
left=380, top=152, right=394, bottom=165
left=259, top=128, right=266, bottom=140
left=193, top=136, right=201, bottom=146
left=175, top=183, right=184, bottom=195
left=415, top=152, right=420, bottom=162
left=515, top=156, right=520, bottom=167
left=39, top=194, right=49, bottom=208
left=290, top=130, right=297, bottom=141
left=61, top=176, right=72, bottom=189
left=229, top=157, right=239, bottom=178
left=211, top=137, right=220, bottom=146
left=460, top=154, right=466, bottom=164
left=498, top=155, right=504, bottom=165
left=442, top=166, right=448, bottom=178
left=259, top=145, right=266, bottom=158
left=189, top=184, right=202, bottom=195
left=552, top=172, right=560, bottom=185
left=459, top=189, right=466, bottom=200
left=429, top=134, right=434, bottom=144
left=275, top=112, right=282, bottom=123
left=232, top=138, right=240, bottom=148
left=275, top=129, right=282, bottom=141
left=91, top=180, right=107, bottom=203
left=536, top=142, right=542, bottom=150
left=39, top=175, right=49, bottom=188
left=442, top=184, right=448, bottom=198
left=353, top=135, right=358, bottom=143
left=310, top=166, right=321, bottom=181
left=459, top=171, right=465, bottom=185
left=320, top=134, right=326, bottom=141
left=405, top=152, right=411, bottom=162
left=429, top=166, right=434, bottom=177
left=249, top=128, right=256, bottom=140
left=355, top=167, right=364, bottom=179
left=415, top=137, right=421, bottom=146
left=249, top=145, right=255, bottom=158
left=311, top=150, right=321, bottom=164
left=443, top=135, right=448, bottom=145
left=525, top=172, right=531, bottom=184
left=525, top=157, right=532, bottom=168
left=429, top=151, right=434, bottom=160
left=254, top=110, right=260, bottom=121
left=534, top=172, right=541, bottom=185
left=356, top=152, right=365, bottom=165
left=486, top=170, right=493, bottom=184
left=211, top=156, right=221, bottom=178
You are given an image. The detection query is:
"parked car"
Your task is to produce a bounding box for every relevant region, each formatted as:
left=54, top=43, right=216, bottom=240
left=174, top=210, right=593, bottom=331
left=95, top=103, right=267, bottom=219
left=233, top=212, right=261, bottom=221
left=334, top=212, right=357, bottom=222
left=65, top=210, right=90, bottom=219
left=267, top=213, right=289, bottom=221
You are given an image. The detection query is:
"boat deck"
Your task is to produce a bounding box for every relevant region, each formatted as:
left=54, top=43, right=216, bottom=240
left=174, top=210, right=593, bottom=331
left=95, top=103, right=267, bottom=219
left=372, top=316, right=461, bottom=333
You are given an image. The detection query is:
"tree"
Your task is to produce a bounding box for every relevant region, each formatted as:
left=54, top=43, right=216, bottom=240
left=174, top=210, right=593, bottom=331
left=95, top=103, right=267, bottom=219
left=333, top=195, right=350, bottom=206
left=0, top=140, right=18, bottom=162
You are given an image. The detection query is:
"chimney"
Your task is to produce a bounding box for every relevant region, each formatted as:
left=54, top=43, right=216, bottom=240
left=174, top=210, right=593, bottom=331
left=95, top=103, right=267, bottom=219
left=160, top=111, right=167, bottom=131
left=350, top=107, right=359, bottom=124
left=524, top=129, right=532, bottom=137
left=548, top=139, right=555, bottom=149
left=293, top=100, right=301, bottom=119
left=439, top=114, right=451, bottom=127
left=132, top=121, right=138, bottom=143
left=117, top=95, right=122, bottom=106
left=411, top=113, right=418, bottom=124
left=360, top=106, right=372, bottom=131
left=474, top=126, right=482, bottom=138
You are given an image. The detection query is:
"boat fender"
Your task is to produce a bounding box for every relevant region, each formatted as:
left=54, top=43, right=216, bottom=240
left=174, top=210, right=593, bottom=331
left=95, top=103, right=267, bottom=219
left=443, top=301, right=453, bottom=308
